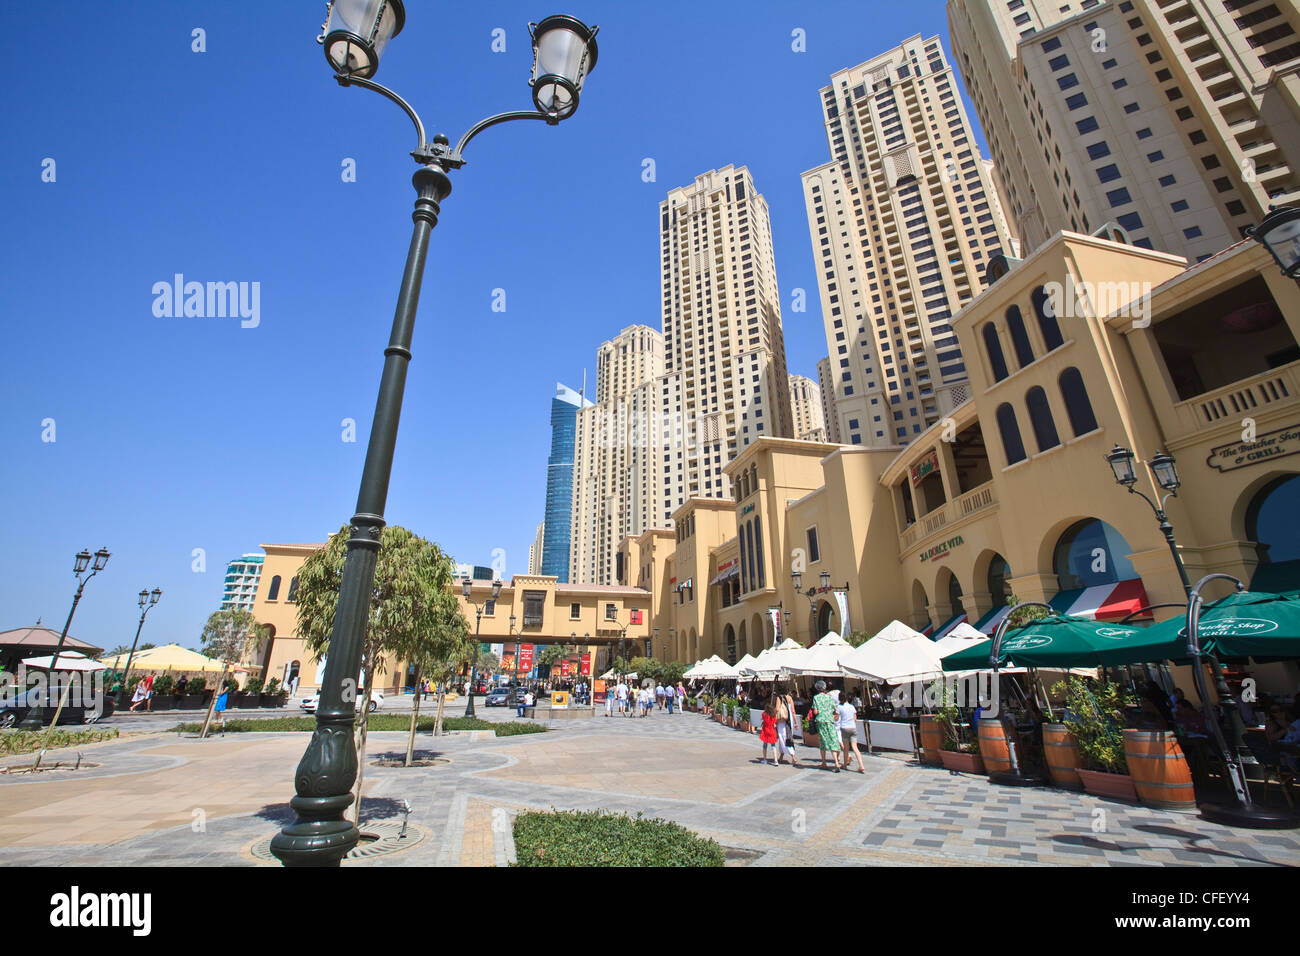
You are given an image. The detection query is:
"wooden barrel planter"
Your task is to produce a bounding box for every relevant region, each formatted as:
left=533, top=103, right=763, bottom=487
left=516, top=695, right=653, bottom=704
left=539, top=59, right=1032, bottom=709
left=918, top=715, right=944, bottom=766
left=1043, top=723, right=1083, bottom=790
left=1123, top=730, right=1196, bottom=811
left=977, top=720, right=1014, bottom=776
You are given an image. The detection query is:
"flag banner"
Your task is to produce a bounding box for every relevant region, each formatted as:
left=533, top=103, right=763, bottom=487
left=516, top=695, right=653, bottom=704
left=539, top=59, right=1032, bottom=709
left=836, top=590, right=851, bottom=638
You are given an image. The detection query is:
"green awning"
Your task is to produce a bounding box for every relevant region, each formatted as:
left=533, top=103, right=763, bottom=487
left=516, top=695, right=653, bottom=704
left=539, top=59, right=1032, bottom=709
left=1140, top=590, right=1300, bottom=660
left=941, top=613, right=1188, bottom=670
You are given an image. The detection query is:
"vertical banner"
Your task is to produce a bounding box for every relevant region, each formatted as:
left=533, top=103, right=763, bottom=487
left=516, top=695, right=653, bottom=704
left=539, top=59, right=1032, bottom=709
left=835, top=590, right=851, bottom=639
left=560, top=659, right=571, bottom=678
left=580, top=652, right=591, bottom=676
left=767, top=607, right=782, bottom=645
left=518, top=644, right=535, bottom=673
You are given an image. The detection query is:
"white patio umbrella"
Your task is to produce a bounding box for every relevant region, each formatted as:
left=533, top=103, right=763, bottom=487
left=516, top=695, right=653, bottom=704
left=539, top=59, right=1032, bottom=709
left=839, top=620, right=944, bottom=683
left=743, top=639, right=805, bottom=680
left=784, top=631, right=855, bottom=677
left=932, top=622, right=990, bottom=658
left=21, top=651, right=106, bottom=672
left=692, top=657, right=740, bottom=680
left=733, top=653, right=759, bottom=681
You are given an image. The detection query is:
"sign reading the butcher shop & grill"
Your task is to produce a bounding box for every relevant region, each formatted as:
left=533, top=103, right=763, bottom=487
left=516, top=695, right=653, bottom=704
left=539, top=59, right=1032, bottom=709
left=1207, top=423, right=1300, bottom=472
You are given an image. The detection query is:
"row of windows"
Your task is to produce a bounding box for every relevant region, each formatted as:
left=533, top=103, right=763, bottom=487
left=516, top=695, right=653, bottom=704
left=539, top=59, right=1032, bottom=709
left=996, top=367, right=1098, bottom=466
left=982, top=286, right=1065, bottom=381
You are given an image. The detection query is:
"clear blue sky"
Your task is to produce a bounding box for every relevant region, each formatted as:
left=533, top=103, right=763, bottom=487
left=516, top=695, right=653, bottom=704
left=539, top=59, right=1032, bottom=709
left=0, top=0, right=976, bottom=652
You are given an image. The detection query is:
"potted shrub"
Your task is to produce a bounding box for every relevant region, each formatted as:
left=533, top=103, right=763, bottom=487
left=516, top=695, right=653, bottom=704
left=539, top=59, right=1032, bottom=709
left=936, top=699, right=985, bottom=773
left=237, top=676, right=263, bottom=709
left=150, top=675, right=176, bottom=711
left=736, top=703, right=752, bottom=733
left=1054, top=676, right=1138, bottom=801
left=180, top=677, right=209, bottom=710
left=261, top=677, right=286, bottom=708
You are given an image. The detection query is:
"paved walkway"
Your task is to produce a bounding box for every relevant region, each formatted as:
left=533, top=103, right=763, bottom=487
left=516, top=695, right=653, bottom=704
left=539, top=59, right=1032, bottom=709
left=1, top=711, right=1297, bottom=866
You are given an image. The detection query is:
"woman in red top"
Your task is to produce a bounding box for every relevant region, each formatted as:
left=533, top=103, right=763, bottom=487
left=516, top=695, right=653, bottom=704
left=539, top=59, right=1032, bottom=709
left=759, top=696, right=780, bottom=765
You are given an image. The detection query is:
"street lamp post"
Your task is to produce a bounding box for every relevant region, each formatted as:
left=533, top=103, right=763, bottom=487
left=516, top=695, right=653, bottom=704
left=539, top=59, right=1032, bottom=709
left=1104, top=445, right=1256, bottom=778
left=462, top=579, right=503, bottom=718
left=1247, top=205, right=1300, bottom=280
left=791, top=570, right=850, bottom=641
left=509, top=613, right=519, bottom=686
left=23, top=548, right=110, bottom=751
left=118, top=588, right=163, bottom=706
left=271, top=3, right=597, bottom=868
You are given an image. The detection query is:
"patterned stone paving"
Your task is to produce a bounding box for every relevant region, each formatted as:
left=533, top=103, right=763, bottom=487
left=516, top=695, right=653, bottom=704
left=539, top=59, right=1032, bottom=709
left=0, top=711, right=1297, bottom=866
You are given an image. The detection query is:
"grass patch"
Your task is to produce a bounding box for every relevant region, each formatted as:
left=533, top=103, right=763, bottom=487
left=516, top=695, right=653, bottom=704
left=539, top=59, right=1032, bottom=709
left=170, top=715, right=545, bottom=737
left=0, top=728, right=119, bottom=756
left=511, top=810, right=724, bottom=867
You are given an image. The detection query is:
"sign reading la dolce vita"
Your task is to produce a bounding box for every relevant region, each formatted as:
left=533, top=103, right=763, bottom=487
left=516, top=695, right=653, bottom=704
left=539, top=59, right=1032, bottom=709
left=910, top=449, right=940, bottom=487
left=1207, top=423, right=1300, bottom=472
left=918, top=535, right=964, bottom=563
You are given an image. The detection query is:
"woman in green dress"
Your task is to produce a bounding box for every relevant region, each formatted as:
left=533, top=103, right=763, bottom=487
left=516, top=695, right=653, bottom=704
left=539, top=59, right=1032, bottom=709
left=811, top=680, right=842, bottom=772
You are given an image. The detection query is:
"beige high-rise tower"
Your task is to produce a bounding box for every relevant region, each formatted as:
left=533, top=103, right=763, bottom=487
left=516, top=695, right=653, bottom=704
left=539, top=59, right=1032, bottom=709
left=659, top=166, right=794, bottom=512
left=788, top=373, right=828, bottom=441
left=948, top=0, right=1300, bottom=260
left=815, top=356, right=843, bottom=444
left=570, top=325, right=666, bottom=585
left=802, top=36, right=1017, bottom=449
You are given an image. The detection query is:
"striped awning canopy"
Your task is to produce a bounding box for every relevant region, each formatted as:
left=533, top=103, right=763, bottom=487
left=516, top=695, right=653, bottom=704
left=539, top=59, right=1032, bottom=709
left=709, top=565, right=739, bottom=587
left=1049, top=578, right=1149, bottom=621
left=974, top=604, right=1012, bottom=636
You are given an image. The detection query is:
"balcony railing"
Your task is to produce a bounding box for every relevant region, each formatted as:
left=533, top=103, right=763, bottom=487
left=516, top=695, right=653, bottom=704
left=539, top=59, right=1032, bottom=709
left=898, top=480, right=998, bottom=556
left=1170, top=363, right=1300, bottom=439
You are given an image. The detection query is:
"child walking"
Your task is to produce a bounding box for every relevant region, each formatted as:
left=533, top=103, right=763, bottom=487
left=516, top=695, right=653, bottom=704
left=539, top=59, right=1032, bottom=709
left=758, top=697, right=780, bottom=764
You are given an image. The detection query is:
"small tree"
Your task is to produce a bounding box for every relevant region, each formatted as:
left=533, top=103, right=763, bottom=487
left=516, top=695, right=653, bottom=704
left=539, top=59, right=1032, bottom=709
left=476, top=651, right=500, bottom=675
left=295, top=525, right=457, bottom=822
left=538, top=645, right=567, bottom=669
left=197, top=608, right=260, bottom=739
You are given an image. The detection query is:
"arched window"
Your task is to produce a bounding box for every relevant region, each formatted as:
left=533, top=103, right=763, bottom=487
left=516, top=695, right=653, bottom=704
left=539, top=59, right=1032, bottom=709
left=746, top=522, right=758, bottom=594
left=267, top=575, right=281, bottom=601
left=996, top=403, right=1027, bottom=465
left=947, top=573, right=964, bottom=619
left=987, top=555, right=1011, bottom=607
left=287, top=576, right=300, bottom=603
left=1006, top=305, right=1035, bottom=368
left=754, top=520, right=765, bottom=589
left=1025, top=386, right=1061, bottom=452
left=1058, top=367, right=1098, bottom=436
left=982, top=323, right=1009, bottom=382
left=1054, top=518, right=1138, bottom=589
left=738, top=523, right=749, bottom=594
left=1033, top=286, right=1065, bottom=351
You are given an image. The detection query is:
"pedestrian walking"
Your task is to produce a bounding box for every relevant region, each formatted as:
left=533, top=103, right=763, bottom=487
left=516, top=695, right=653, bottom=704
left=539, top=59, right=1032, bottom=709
left=128, top=677, right=148, bottom=713
left=773, top=686, right=802, bottom=767
left=616, top=679, right=629, bottom=716
left=144, top=672, right=156, bottom=712
left=213, top=685, right=229, bottom=734
left=605, top=685, right=615, bottom=717
left=655, top=683, right=665, bottom=710
left=838, top=692, right=866, bottom=773
left=758, top=697, right=780, bottom=764
left=676, top=682, right=687, bottom=713
left=810, top=680, right=842, bottom=771
left=665, top=684, right=675, bottom=714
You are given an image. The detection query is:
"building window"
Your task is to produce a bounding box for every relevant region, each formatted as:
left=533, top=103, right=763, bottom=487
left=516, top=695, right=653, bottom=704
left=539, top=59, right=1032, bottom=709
left=1059, top=367, right=1098, bottom=436
left=523, top=591, right=545, bottom=627
left=983, top=322, right=1009, bottom=381
left=754, top=520, right=765, bottom=589
left=484, top=600, right=495, bottom=616
left=1006, top=305, right=1035, bottom=368
left=286, top=577, right=300, bottom=603
left=570, top=602, right=581, bottom=619
left=806, top=526, right=821, bottom=564
left=1032, top=286, right=1064, bottom=350
left=267, top=575, right=281, bottom=601
left=1026, top=386, right=1061, bottom=452
left=997, top=403, right=1027, bottom=466
left=605, top=603, right=617, bottom=621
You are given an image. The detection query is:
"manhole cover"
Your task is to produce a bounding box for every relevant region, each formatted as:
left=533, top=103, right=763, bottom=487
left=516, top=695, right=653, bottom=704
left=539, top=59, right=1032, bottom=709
left=371, top=757, right=450, bottom=768
left=0, top=761, right=102, bottom=775
left=245, top=820, right=429, bottom=864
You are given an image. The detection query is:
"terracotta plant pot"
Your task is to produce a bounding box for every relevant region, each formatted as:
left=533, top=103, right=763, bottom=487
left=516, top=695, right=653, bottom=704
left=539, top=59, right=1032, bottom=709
left=737, top=721, right=750, bottom=733
left=803, top=730, right=821, bottom=749
left=1077, top=768, right=1139, bottom=802
left=939, top=750, right=986, bottom=774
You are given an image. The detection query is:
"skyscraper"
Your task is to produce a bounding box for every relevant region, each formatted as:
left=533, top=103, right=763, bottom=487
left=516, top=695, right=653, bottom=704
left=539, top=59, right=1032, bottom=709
left=816, top=356, right=843, bottom=443
left=528, top=522, right=544, bottom=575
left=570, top=325, right=665, bottom=585
left=802, top=36, right=1017, bottom=448
left=947, top=0, right=1299, bottom=260
left=222, top=553, right=264, bottom=612
left=788, top=373, right=828, bottom=441
left=541, top=382, right=592, bottom=581
left=659, top=166, right=794, bottom=510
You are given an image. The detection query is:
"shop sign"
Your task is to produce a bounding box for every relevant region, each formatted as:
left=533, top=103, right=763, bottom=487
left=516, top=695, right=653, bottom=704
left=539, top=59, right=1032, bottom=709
left=1207, top=423, right=1300, bottom=472
left=910, top=449, right=940, bottom=487
left=740, top=503, right=755, bottom=515
left=918, top=534, right=964, bottom=563
left=518, top=644, right=535, bottom=671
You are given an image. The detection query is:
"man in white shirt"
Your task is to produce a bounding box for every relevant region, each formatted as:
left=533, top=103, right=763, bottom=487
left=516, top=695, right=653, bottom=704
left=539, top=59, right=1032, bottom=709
left=616, top=681, right=628, bottom=716
left=838, top=695, right=866, bottom=773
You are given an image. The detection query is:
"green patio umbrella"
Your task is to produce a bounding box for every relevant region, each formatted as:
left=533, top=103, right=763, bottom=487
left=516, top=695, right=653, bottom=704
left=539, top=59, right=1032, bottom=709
left=941, top=613, right=1188, bottom=670
left=1139, top=590, right=1300, bottom=661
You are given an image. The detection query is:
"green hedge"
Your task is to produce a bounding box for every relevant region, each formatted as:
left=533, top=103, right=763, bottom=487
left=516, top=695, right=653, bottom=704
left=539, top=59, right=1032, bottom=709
left=170, top=715, right=546, bottom=737
left=0, top=728, right=119, bottom=756
left=512, top=810, right=724, bottom=867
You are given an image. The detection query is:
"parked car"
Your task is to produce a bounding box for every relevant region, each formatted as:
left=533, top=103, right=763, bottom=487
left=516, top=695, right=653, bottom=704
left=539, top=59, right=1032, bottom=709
left=298, top=691, right=384, bottom=714
left=483, top=687, right=512, bottom=707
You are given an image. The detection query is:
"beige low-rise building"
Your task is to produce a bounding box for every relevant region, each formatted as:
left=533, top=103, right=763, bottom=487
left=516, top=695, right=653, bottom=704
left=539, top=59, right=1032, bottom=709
left=621, top=229, right=1300, bottom=694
